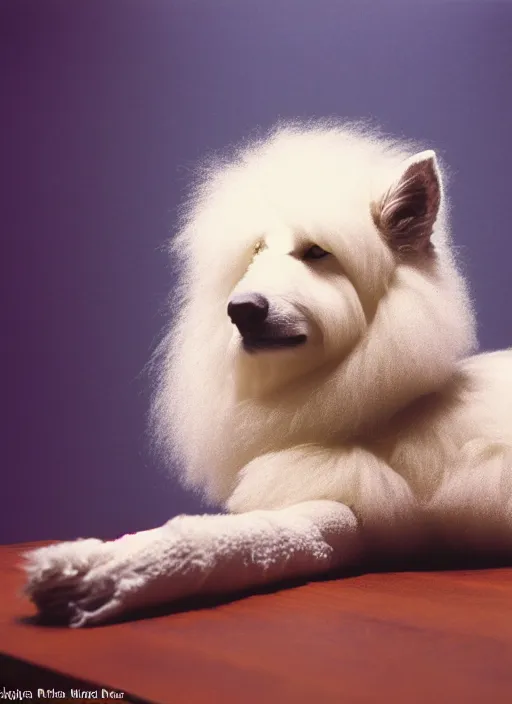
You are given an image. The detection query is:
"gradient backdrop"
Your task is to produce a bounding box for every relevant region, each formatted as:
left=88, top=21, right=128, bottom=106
left=2, top=0, right=511, bottom=543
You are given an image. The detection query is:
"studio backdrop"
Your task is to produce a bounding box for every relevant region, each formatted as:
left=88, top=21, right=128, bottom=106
left=2, top=0, right=511, bottom=543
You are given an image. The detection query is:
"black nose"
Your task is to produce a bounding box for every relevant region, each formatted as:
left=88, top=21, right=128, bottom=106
left=227, top=293, right=269, bottom=332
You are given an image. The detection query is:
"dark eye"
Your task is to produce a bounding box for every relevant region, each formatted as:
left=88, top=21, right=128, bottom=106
left=303, top=244, right=330, bottom=260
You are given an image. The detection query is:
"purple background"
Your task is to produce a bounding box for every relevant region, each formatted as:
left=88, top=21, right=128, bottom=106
left=2, top=0, right=511, bottom=543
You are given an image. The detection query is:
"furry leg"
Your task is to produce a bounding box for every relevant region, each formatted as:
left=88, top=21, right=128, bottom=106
left=23, top=500, right=360, bottom=627
left=227, top=445, right=422, bottom=553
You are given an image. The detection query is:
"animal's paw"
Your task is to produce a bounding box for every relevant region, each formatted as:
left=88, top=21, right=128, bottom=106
left=23, top=537, right=133, bottom=627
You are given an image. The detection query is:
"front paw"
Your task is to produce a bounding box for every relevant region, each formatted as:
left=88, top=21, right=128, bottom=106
left=23, top=538, right=124, bottom=627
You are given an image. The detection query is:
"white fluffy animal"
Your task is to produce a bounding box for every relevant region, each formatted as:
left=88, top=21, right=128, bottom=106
left=24, top=121, right=512, bottom=627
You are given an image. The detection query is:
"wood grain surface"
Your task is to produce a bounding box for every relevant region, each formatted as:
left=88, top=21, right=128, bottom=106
left=1, top=541, right=512, bottom=703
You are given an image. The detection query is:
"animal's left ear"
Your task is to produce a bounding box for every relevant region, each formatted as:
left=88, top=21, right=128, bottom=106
left=371, top=150, right=442, bottom=255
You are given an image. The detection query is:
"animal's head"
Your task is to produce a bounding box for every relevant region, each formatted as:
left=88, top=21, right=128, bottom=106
left=219, top=126, right=474, bottom=397
left=151, top=122, right=477, bottom=501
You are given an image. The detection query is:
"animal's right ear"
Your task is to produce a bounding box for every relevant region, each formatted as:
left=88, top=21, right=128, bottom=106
left=371, top=150, right=442, bottom=256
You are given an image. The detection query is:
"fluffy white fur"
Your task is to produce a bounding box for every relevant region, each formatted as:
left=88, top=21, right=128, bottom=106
left=23, top=121, right=512, bottom=626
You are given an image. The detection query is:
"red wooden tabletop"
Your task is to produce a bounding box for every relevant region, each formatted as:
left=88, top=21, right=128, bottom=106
left=2, top=541, right=512, bottom=703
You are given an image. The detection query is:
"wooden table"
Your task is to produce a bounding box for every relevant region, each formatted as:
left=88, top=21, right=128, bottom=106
left=2, top=541, right=512, bottom=703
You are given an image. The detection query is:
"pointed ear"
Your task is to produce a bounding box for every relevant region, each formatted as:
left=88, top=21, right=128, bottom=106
left=371, top=150, right=442, bottom=256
